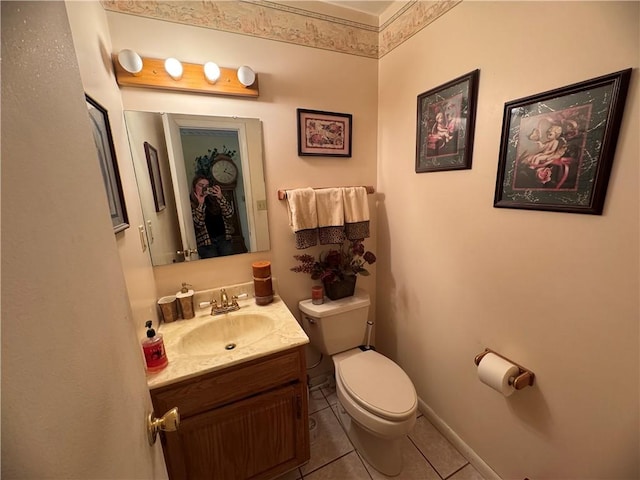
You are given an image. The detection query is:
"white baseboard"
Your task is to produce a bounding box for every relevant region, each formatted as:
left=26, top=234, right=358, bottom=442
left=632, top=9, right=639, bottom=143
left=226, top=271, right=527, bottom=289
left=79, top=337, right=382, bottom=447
left=417, top=398, right=501, bottom=480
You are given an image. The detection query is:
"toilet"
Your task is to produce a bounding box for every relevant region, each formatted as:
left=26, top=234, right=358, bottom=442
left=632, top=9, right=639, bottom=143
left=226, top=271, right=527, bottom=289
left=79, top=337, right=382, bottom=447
left=299, top=289, right=417, bottom=476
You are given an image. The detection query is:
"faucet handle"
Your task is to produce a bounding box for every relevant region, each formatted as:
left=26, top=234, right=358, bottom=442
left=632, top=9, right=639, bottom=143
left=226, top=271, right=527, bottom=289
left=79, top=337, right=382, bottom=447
left=209, top=299, right=218, bottom=315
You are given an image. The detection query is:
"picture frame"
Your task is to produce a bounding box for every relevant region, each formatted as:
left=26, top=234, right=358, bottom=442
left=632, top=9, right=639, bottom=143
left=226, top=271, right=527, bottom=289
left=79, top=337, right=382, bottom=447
left=85, top=94, right=129, bottom=233
left=494, top=68, right=632, bottom=215
left=415, top=69, right=479, bottom=173
left=144, top=142, right=166, bottom=212
left=297, top=108, right=352, bottom=157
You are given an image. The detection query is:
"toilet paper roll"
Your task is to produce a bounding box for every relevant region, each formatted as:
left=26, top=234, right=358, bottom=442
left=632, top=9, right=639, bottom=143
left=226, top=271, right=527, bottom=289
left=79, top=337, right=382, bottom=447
left=477, top=352, right=519, bottom=397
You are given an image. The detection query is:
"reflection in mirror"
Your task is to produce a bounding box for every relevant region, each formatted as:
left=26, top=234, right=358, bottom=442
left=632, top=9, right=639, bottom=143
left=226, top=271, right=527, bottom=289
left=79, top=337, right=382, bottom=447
left=124, top=112, right=270, bottom=266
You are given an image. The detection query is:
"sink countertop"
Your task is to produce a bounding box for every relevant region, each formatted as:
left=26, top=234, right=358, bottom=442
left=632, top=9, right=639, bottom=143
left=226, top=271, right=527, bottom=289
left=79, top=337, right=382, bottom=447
left=146, top=295, right=309, bottom=389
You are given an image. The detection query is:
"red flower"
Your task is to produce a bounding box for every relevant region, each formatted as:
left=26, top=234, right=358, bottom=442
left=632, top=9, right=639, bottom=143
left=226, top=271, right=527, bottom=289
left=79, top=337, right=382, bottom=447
left=363, top=251, right=376, bottom=264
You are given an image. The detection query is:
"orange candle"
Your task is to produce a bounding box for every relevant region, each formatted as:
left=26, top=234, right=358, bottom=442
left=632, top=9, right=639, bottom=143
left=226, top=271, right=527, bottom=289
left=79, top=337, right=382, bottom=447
left=252, top=261, right=273, bottom=304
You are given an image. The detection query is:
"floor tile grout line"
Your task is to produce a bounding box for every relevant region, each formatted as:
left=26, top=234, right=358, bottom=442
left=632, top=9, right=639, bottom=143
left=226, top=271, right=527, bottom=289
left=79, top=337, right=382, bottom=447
left=299, top=450, right=359, bottom=479
left=443, top=461, right=471, bottom=480
left=354, top=450, right=376, bottom=480
left=407, top=434, right=446, bottom=480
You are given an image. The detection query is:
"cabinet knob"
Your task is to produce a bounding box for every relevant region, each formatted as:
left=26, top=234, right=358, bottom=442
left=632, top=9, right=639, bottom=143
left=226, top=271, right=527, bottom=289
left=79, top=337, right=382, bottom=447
left=147, top=407, right=180, bottom=445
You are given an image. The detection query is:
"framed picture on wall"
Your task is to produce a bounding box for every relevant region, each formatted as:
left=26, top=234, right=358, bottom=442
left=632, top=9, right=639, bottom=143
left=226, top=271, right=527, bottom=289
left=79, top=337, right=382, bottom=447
left=494, top=68, right=632, bottom=215
left=144, top=141, right=166, bottom=212
left=85, top=94, right=129, bottom=233
left=297, top=108, right=352, bottom=157
left=415, top=69, right=479, bottom=173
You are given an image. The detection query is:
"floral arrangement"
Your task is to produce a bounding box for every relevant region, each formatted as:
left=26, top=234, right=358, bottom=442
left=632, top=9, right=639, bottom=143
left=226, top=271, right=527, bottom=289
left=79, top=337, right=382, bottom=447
left=291, top=239, right=376, bottom=284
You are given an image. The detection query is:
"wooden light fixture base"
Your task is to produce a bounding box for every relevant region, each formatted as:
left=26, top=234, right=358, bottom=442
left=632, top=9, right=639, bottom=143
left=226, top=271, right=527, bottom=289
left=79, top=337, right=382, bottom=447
left=112, top=55, right=259, bottom=98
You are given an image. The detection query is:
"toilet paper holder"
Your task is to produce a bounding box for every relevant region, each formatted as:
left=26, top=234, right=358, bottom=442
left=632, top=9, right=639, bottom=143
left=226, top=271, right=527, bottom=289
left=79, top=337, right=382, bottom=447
left=474, top=348, right=535, bottom=390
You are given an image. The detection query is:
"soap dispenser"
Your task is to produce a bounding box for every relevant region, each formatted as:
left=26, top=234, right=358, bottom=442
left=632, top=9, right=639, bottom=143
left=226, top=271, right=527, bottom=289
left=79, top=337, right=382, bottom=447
left=176, top=282, right=195, bottom=319
left=142, top=320, right=168, bottom=373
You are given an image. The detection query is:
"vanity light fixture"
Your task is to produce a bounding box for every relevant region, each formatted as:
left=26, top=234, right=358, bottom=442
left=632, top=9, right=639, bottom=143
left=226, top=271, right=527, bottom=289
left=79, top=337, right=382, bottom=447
left=237, top=65, right=256, bottom=87
left=164, top=57, right=183, bottom=80
left=117, top=49, right=143, bottom=75
left=203, top=62, right=221, bottom=84
left=112, top=53, right=259, bottom=98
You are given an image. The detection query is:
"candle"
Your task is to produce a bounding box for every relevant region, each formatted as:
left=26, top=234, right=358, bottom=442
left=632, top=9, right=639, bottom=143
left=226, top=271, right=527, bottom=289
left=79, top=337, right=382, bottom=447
left=312, top=285, right=324, bottom=305
left=252, top=260, right=273, bottom=305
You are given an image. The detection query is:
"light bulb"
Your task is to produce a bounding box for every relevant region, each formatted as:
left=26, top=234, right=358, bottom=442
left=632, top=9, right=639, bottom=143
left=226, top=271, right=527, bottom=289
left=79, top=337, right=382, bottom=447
left=237, top=65, right=255, bottom=87
left=203, top=62, right=221, bottom=84
left=117, top=49, right=143, bottom=75
left=164, top=57, right=183, bottom=80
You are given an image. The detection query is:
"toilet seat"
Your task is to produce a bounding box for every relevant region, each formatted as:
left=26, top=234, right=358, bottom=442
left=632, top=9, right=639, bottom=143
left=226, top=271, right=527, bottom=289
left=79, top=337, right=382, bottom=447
left=337, top=350, right=417, bottom=422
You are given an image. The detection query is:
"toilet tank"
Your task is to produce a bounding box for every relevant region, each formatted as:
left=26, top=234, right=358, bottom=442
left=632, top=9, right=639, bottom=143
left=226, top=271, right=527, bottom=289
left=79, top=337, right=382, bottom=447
left=299, top=289, right=371, bottom=355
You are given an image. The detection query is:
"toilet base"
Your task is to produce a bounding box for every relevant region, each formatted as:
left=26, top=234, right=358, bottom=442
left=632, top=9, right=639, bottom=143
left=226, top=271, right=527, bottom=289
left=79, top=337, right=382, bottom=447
left=336, top=400, right=403, bottom=477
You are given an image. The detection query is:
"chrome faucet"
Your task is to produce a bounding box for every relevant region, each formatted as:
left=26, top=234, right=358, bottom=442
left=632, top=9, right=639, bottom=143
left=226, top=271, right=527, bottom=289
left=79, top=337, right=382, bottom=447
left=210, top=288, right=240, bottom=315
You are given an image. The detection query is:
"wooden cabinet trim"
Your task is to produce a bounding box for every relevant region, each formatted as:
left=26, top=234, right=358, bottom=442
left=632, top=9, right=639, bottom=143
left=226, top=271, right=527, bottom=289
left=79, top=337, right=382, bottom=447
left=152, top=346, right=306, bottom=418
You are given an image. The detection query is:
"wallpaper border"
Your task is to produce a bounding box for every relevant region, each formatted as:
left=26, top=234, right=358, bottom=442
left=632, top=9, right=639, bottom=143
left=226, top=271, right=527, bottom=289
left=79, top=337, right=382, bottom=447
left=102, top=0, right=461, bottom=59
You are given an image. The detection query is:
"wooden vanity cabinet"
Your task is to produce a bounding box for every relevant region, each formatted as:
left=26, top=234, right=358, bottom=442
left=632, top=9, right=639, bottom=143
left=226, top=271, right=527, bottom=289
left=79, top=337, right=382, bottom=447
left=150, top=346, right=310, bottom=480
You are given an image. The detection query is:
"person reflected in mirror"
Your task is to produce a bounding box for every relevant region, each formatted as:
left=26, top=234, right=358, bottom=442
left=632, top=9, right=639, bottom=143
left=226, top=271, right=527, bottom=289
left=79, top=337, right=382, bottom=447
left=190, top=174, right=234, bottom=258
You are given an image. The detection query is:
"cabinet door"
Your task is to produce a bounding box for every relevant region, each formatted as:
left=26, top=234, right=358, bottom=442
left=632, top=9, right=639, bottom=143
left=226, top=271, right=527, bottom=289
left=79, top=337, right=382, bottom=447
left=163, top=383, right=308, bottom=480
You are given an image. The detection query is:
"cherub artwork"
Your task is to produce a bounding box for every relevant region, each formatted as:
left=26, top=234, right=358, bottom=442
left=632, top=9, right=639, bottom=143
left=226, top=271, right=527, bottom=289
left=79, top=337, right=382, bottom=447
left=425, top=96, right=463, bottom=158
left=415, top=69, right=479, bottom=173
left=494, top=68, right=631, bottom=214
left=513, top=107, right=589, bottom=191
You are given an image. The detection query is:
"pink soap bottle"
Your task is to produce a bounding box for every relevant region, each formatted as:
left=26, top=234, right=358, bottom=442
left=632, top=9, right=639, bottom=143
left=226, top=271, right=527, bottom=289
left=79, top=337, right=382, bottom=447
left=142, top=320, right=168, bottom=373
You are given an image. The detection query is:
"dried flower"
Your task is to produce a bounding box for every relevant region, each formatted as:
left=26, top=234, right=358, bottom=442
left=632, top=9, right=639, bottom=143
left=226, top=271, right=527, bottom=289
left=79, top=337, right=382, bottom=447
left=291, top=239, right=376, bottom=284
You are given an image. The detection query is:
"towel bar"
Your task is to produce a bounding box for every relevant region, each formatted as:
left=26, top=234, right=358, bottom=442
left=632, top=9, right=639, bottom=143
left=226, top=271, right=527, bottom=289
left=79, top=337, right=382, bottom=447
left=277, top=186, right=375, bottom=200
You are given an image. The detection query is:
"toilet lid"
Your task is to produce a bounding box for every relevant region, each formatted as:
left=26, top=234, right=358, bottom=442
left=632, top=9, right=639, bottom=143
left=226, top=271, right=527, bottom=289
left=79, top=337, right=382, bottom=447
left=338, top=350, right=416, bottom=421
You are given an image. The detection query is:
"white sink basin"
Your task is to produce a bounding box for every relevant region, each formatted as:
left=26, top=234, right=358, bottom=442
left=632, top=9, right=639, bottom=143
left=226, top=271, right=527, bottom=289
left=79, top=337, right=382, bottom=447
left=147, top=287, right=309, bottom=390
left=178, top=313, right=275, bottom=355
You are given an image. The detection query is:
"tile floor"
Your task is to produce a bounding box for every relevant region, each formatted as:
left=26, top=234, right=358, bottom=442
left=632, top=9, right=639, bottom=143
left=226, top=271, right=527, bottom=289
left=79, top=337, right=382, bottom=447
left=277, top=384, right=485, bottom=480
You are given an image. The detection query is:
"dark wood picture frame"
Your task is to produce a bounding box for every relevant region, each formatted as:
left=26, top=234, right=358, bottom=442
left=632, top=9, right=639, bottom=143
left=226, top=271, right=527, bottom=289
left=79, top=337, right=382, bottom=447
left=494, top=68, right=632, bottom=215
left=297, top=108, right=352, bottom=157
left=415, top=69, right=479, bottom=173
left=85, top=94, right=129, bottom=233
left=144, top=141, right=166, bottom=212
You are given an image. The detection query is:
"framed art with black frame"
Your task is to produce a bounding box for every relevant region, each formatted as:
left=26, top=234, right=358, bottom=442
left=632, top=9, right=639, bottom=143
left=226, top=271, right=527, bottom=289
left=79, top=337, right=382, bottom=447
left=415, top=69, right=479, bottom=173
left=494, top=68, right=632, bottom=215
left=85, top=94, right=129, bottom=233
left=144, top=141, right=166, bottom=212
left=297, top=108, right=352, bottom=157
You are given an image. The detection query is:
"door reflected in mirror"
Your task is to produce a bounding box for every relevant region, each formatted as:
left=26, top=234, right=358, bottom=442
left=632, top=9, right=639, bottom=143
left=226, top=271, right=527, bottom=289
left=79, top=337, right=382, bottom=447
left=124, top=112, right=270, bottom=266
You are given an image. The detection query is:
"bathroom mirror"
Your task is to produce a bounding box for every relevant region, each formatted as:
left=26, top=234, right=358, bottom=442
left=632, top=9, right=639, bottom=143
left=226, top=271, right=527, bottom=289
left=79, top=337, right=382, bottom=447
left=124, top=111, right=270, bottom=266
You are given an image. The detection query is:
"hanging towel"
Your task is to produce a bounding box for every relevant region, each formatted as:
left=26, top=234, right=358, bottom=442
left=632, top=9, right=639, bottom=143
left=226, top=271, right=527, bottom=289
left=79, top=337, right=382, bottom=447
left=316, top=188, right=346, bottom=245
left=342, top=186, right=370, bottom=240
left=286, top=188, right=318, bottom=249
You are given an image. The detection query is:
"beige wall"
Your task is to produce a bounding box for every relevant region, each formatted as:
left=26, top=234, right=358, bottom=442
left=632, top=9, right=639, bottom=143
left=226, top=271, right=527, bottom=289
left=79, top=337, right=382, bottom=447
left=66, top=1, right=160, bottom=336
left=378, top=2, right=639, bottom=479
left=104, top=12, right=380, bottom=316
left=2, top=2, right=166, bottom=477
left=63, top=1, right=638, bottom=478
